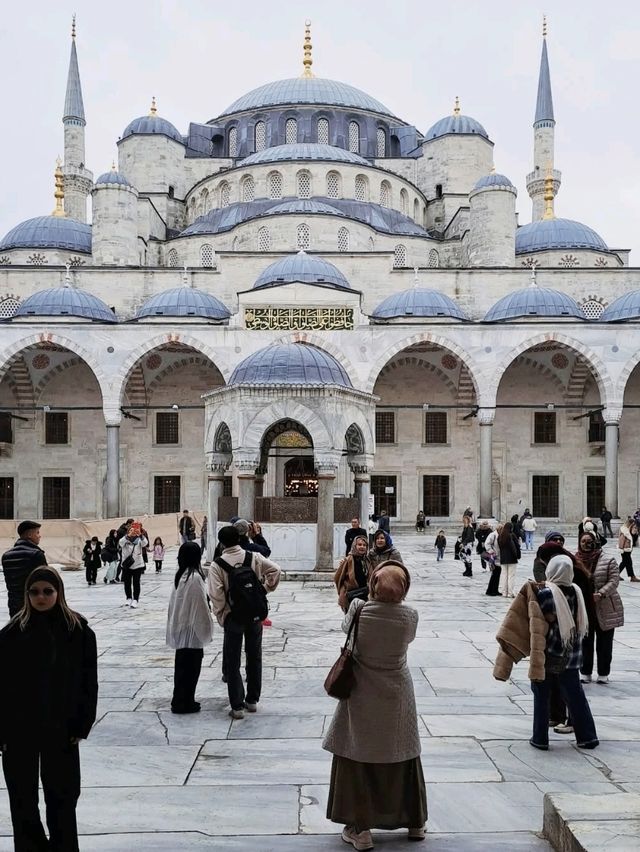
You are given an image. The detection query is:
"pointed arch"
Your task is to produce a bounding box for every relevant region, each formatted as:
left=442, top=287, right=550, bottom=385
left=243, top=401, right=333, bottom=452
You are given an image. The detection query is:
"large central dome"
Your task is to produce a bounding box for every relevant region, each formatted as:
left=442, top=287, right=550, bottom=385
left=220, top=77, right=394, bottom=117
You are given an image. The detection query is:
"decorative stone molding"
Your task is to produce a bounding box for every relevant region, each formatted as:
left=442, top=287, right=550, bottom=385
left=477, top=408, right=495, bottom=426
left=315, top=451, right=342, bottom=474
left=206, top=452, right=231, bottom=475
left=234, top=454, right=260, bottom=473
left=602, top=407, right=623, bottom=425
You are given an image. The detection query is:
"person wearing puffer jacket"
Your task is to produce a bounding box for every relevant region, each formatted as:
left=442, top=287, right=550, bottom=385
left=369, top=530, right=402, bottom=570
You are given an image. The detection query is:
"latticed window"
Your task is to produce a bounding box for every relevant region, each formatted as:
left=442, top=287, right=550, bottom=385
left=167, top=248, right=179, bottom=267
left=45, top=412, right=68, bottom=444
left=355, top=175, right=368, bottom=201
left=371, top=474, right=397, bottom=516
left=380, top=181, right=391, bottom=208
left=156, top=412, right=179, bottom=445
left=154, top=476, right=181, bottom=514
left=533, top=475, right=559, bottom=517
left=219, top=182, right=230, bottom=207
left=242, top=176, right=255, bottom=202
left=423, top=475, right=449, bottom=516
left=0, top=298, right=19, bottom=318
left=581, top=299, right=605, bottom=319
left=375, top=411, right=395, bottom=443
left=400, top=188, right=408, bottom=215
left=559, top=254, right=579, bottom=268
left=0, top=414, right=13, bottom=443
left=258, top=227, right=271, bottom=251
left=588, top=410, right=606, bottom=442
left=428, top=249, right=440, bottom=268
left=376, top=127, right=386, bottom=157
left=424, top=412, right=447, bottom=444
left=0, top=477, right=13, bottom=519
left=200, top=244, right=214, bottom=267
left=285, top=118, right=297, bottom=144
left=228, top=127, right=238, bottom=157
left=337, top=227, right=350, bottom=252
left=27, top=253, right=47, bottom=266
left=268, top=171, right=283, bottom=199
left=348, top=121, right=360, bottom=153
left=254, top=121, right=266, bottom=152
left=393, top=244, right=407, bottom=268
left=297, top=171, right=311, bottom=198
left=326, top=171, right=340, bottom=198
left=42, top=477, right=70, bottom=519
left=297, top=223, right=310, bottom=250
left=534, top=412, right=557, bottom=444
left=317, top=117, right=329, bottom=144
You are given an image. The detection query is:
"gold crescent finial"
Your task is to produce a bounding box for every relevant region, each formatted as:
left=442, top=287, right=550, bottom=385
left=72, top=13, right=76, bottom=39
left=453, top=96, right=461, bottom=116
left=301, top=20, right=314, bottom=78
left=543, top=15, right=547, bottom=38
left=149, top=96, right=157, bottom=116
left=52, top=157, right=65, bottom=217
left=542, top=162, right=555, bottom=220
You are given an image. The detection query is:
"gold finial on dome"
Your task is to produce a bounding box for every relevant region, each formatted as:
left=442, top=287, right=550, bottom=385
left=72, top=13, right=76, bottom=39
left=542, top=162, right=555, bottom=220
left=111, top=160, right=117, bottom=171
left=543, top=14, right=547, bottom=39
left=453, top=96, right=461, bottom=117
left=149, top=96, right=157, bottom=116
left=52, top=157, right=65, bottom=217
left=301, top=20, right=314, bottom=78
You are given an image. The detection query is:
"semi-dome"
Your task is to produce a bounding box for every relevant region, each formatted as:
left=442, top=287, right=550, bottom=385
left=473, top=173, right=514, bottom=190
left=600, top=290, right=640, bottom=322
left=94, top=169, right=132, bottom=187
left=425, top=114, right=489, bottom=141
left=0, top=216, right=91, bottom=253
left=241, top=143, right=369, bottom=167
left=253, top=251, right=350, bottom=290
left=372, top=288, right=469, bottom=320
left=265, top=199, right=344, bottom=217
left=13, top=287, right=116, bottom=323
left=515, top=219, right=608, bottom=254
left=135, top=287, right=230, bottom=320
left=230, top=342, right=351, bottom=387
left=122, top=114, right=183, bottom=144
left=484, top=287, right=586, bottom=322
left=220, top=78, right=394, bottom=117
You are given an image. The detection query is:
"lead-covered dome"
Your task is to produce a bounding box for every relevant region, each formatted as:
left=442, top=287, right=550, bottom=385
left=484, top=287, right=585, bottom=322
left=515, top=219, right=608, bottom=254
left=94, top=169, right=132, bottom=187
left=473, top=173, right=514, bottom=190
left=240, top=143, right=369, bottom=167
left=135, top=287, right=230, bottom=320
left=425, top=114, right=489, bottom=141
left=0, top=216, right=91, bottom=253
left=13, top=287, right=116, bottom=322
left=600, top=290, right=640, bottom=322
left=230, top=342, right=351, bottom=386
left=253, top=251, right=350, bottom=290
left=122, top=114, right=183, bottom=144
left=220, top=78, right=394, bottom=117
left=372, top=288, right=469, bottom=320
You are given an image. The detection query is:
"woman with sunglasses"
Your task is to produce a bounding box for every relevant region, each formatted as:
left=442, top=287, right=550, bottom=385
left=0, top=566, right=98, bottom=852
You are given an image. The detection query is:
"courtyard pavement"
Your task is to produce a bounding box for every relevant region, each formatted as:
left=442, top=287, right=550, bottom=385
left=1, top=531, right=639, bottom=850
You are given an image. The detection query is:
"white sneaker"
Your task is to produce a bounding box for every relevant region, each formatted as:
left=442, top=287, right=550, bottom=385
left=553, top=723, right=575, bottom=734
left=123, top=599, right=132, bottom=607
left=130, top=600, right=138, bottom=609
left=596, top=675, right=609, bottom=684
left=581, top=674, right=592, bottom=683
left=229, top=708, right=245, bottom=720
left=244, top=702, right=257, bottom=713
left=341, top=826, right=374, bottom=850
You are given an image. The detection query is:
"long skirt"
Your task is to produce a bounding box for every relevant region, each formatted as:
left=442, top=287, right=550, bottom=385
left=327, top=754, right=427, bottom=831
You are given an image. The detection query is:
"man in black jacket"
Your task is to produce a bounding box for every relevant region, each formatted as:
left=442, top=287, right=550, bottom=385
left=1, top=521, right=47, bottom=616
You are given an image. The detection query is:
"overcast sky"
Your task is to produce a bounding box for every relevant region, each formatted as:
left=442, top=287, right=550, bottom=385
left=2, top=0, right=639, bottom=260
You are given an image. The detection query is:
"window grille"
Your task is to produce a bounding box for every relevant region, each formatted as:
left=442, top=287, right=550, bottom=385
left=0, top=298, right=19, bottom=318
left=242, top=176, right=255, bottom=202
left=156, top=412, right=179, bottom=444
left=532, top=475, right=559, bottom=517
left=285, top=118, right=297, bottom=144
left=424, top=412, right=447, bottom=444
left=376, top=127, right=386, bottom=157
left=588, top=410, right=606, bottom=442
left=581, top=299, right=605, bottom=319
left=348, top=121, right=360, bottom=153
left=371, top=474, right=397, bottom=516
left=422, top=475, right=449, bottom=516
left=297, top=171, right=311, bottom=198
left=167, top=248, right=179, bottom=267
left=27, top=253, right=47, bottom=266
left=154, top=476, right=181, bottom=514
left=586, top=476, right=606, bottom=518
left=228, top=127, right=237, bottom=157
left=219, top=182, right=230, bottom=207
left=0, top=477, right=13, bottom=519
left=326, top=172, right=340, bottom=198
left=393, top=244, right=407, bottom=268
left=534, top=412, right=557, bottom=444
left=317, top=117, right=329, bottom=144
left=380, top=181, right=391, bottom=208
left=255, top=121, right=266, bottom=152
left=375, top=411, right=395, bottom=443
left=45, top=412, right=69, bottom=444
left=355, top=175, right=367, bottom=201
left=258, top=227, right=271, bottom=251
left=337, top=227, right=350, bottom=252
left=268, top=171, right=283, bottom=199
left=428, top=249, right=440, bottom=268
left=43, top=477, right=70, bottom=519
left=201, top=244, right=214, bottom=267
left=297, top=223, right=310, bottom=250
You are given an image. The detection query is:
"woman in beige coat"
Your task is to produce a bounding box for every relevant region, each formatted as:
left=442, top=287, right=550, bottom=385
left=323, top=561, right=427, bottom=850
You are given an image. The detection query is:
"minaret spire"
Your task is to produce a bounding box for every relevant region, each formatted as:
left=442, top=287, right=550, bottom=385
left=63, top=15, right=85, bottom=125
left=534, top=17, right=554, bottom=126
left=62, top=16, right=92, bottom=223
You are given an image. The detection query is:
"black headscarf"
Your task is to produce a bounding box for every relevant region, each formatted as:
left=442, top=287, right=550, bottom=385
left=174, top=541, right=205, bottom=588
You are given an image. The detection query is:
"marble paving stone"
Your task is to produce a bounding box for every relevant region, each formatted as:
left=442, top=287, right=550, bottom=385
left=78, top=745, right=200, bottom=786
left=422, top=668, right=526, bottom=697
left=156, top=709, right=232, bottom=744
left=89, top=711, right=170, bottom=745
left=483, top=740, right=614, bottom=783
left=421, top=737, right=501, bottom=782
left=422, top=714, right=533, bottom=739
left=227, top=714, right=326, bottom=739
left=98, top=681, right=144, bottom=698
left=415, top=696, right=525, bottom=715
left=565, top=821, right=640, bottom=852
left=582, top=740, right=640, bottom=782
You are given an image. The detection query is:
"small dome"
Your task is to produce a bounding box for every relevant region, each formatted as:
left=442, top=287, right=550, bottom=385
left=122, top=115, right=183, bottom=144
left=484, top=287, right=586, bottom=322
left=14, top=287, right=116, bottom=322
left=254, top=251, right=350, bottom=290
left=473, top=173, right=514, bottom=190
left=372, top=288, right=469, bottom=320
left=515, top=218, right=608, bottom=254
left=425, top=114, right=489, bottom=141
left=0, top=216, right=91, bottom=253
left=95, top=169, right=132, bottom=187
left=230, top=342, right=351, bottom=387
left=220, top=78, right=394, bottom=117
left=240, top=143, right=369, bottom=167
left=265, top=199, right=345, bottom=217
left=600, top=290, right=640, bottom=322
left=135, top=287, right=230, bottom=320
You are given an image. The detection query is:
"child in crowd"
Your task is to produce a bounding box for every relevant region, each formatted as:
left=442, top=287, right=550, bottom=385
left=153, top=537, right=165, bottom=573
left=435, top=530, right=446, bottom=561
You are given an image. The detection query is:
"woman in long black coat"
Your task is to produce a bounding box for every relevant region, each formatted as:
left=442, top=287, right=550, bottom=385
left=0, top=566, right=98, bottom=852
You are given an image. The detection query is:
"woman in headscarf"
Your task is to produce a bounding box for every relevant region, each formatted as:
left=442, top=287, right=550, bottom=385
left=166, top=542, right=213, bottom=714
left=530, top=555, right=598, bottom=751
left=575, top=530, right=624, bottom=685
left=334, top=535, right=372, bottom=612
left=498, top=521, right=521, bottom=598
left=323, top=561, right=427, bottom=849
left=368, top=530, right=402, bottom=570
left=0, top=566, right=98, bottom=852
left=459, top=515, right=475, bottom=577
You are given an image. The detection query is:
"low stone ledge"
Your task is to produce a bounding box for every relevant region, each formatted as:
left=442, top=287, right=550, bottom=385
left=543, top=792, right=640, bottom=851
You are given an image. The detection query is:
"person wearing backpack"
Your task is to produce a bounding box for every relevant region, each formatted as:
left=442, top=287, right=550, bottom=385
left=208, top=525, right=281, bottom=719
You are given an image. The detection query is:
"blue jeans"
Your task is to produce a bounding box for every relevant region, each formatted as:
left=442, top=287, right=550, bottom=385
left=524, top=530, right=534, bottom=550
left=531, top=668, right=598, bottom=746
left=437, top=547, right=445, bottom=561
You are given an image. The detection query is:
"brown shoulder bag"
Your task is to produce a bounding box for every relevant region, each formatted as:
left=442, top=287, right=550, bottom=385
left=324, top=603, right=364, bottom=699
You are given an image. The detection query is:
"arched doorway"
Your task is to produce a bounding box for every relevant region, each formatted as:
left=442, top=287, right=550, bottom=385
left=258, top=419, right=315, bottom=499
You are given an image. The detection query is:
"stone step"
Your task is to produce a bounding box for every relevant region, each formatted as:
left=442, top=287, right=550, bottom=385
left=543, top=792, right=640, bottom=851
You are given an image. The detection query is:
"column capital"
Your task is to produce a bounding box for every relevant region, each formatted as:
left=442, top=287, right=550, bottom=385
left=234, top=453, right=260, bottom=474
left=104, top=410, right=122, bottom=427
left=602, top=407, right=622, bottom=425
left=315, top=450, right=341, bottom=475
left=206, top=452, right=230, bottom=476
left=477, top=408, right=496, bottom=426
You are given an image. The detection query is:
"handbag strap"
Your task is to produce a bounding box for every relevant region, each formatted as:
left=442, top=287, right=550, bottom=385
left=345, top=602, right=365, bottom=650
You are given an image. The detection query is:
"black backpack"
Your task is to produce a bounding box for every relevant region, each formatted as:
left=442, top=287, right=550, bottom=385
left=216, top=551, right=269, bottom=624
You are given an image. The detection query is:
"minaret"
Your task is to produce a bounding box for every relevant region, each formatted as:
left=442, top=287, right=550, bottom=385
left=62, top=16, right=92, bottom=222
left=526, top=17, right=561, bottom=221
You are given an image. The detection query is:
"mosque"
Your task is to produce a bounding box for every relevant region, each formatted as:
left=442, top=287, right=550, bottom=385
left=1, top=19, right=639, bottom=567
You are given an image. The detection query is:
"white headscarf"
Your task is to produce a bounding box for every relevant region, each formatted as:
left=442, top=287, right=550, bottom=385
left=545, top=555, right=588, bottom=648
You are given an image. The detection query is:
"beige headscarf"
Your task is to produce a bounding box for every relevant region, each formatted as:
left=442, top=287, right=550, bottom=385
left=545, top=555, right=588, bottom=648
left=369, top=560, right=410, bottom=603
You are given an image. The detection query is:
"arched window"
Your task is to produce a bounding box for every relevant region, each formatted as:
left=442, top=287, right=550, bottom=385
left=355, top=174, right=368, bottom=202
left=380, top=180, right=391, bottom=208
left=200, top=188, right=209, bottom=216
left=317, top=117, right=329, bottom=144
left=393, top=244, right=407, bottom=268
left=219, top=181, right=230, bottom=207
left=268, top=171, right=283, bottom=199
left=368, top=236, right=375, bottom=251
left=326, top=171, right=340, bottom=198
left=228, top=126, right=238, bottom=157
left=413, top=198, right=420, bottom=221
left=258, top=227, right=271, bottom=251
left=297, top=223, right=310, bottom=250
left=254, top=121, right=266, bottom=152
left=0, top=297, right=19, bottom=318
left=241, top=175, right=255, bottom=202
left=285, top=118, right=298, bottom=144
left=167, top=248, right=179, bottom=267
left=201, top=244, right=214, bottom=267
left=400, top=188, right=408, bottom=215
left=337, top=227, right=350, bottom=252
left=297, top=170, right=311, bottom=198
left=348, top=121, right=360, bottom=153
left=428, top=249, right=440, bottom=269
left=376, top=127, right=386, bottom=157
left=188, top=197, right=197, bottom=223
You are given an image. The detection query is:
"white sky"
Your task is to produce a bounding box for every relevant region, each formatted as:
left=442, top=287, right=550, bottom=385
left=2, top=0, right=639, bottom=259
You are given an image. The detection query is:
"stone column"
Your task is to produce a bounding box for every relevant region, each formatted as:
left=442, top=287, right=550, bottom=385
left=206, top=460, right=228, bottom=563
left=106, top=420, right=121, bottom=519
left=315, top=454, right=340, bottom=572
left=254, top=471, right=265, bottom=499
left=603, top=409, right=622, bottom=518
left=350, top=460, right=372, bottom=526
left=235, top=455, right=259, bottom=521
left=478, top=409, right=495, bottom=520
